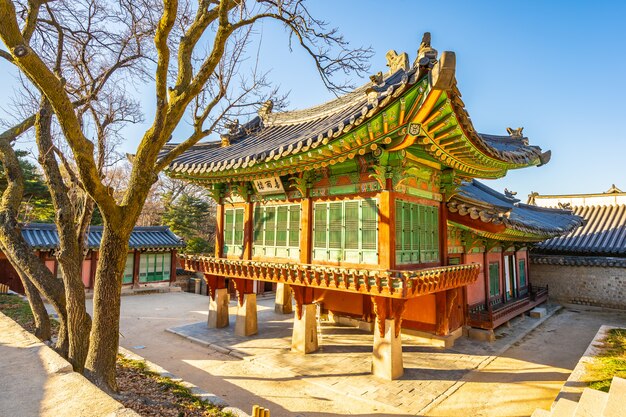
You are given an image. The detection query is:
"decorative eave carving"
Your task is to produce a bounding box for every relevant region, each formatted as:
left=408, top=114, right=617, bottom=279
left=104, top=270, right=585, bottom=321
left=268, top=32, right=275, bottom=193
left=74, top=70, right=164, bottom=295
left=386, top=50, right=410, bottom=74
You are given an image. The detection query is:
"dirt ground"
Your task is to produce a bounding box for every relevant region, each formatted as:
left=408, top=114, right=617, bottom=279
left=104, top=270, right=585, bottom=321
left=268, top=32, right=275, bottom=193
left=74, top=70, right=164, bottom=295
left=99, top=292, right=626, bottom=417
left=425, top=308, right=626, bottom=417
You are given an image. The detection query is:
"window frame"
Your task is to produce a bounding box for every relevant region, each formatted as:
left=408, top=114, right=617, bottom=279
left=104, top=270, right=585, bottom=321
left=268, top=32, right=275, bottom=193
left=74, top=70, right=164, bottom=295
left=223, top=207, right=245, bottom=256
left=395, top=199, right=440, bottom=264
left=312, top=198, right=378, bottom=264
left=253, top=203, right=301, bottom=260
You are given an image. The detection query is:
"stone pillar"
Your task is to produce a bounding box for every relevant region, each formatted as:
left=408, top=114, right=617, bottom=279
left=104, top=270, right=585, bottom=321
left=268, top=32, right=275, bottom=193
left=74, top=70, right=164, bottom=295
left=372, top=318, right=403, bottom=380
left=274, top=283, right=293, bottom=314
left=208, top=287, right=229, bottom=328
left=291, top=303, right=318, bottom=354
left=235, top=293, right=258, bottom=336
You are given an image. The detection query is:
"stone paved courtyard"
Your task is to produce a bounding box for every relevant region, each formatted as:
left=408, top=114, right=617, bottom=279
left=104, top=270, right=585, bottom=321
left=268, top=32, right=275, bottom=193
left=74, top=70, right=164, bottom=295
left=167, top=295, right=561, bottom=414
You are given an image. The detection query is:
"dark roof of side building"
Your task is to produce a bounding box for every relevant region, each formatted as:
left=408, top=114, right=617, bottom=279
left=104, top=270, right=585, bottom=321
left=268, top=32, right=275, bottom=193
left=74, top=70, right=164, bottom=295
left=448, top=180, right=584, bottom=238
left=534, top=201, right=626, bottom=257
left=21, top=224, right=185, bottom=251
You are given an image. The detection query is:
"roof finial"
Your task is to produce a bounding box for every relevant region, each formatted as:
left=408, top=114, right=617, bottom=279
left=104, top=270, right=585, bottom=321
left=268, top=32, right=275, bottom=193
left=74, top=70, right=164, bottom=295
left=605, top=184, right=623, bottom=194
left=506, top=127, right=524, bottom=138
left=415, top=32, right=438, bottom=67
left=504, top=188, right=517, bottom=198
left=258, top=100, right=273, bottom=120
left=385, top=50, right=409, bottom=74
left=369, top=71, right=383, bottom=85
left=527, top=191, right=539, bottom=205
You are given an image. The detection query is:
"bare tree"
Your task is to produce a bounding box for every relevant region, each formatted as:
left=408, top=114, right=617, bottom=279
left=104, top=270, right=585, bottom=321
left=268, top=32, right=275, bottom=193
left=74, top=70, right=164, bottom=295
left=0, top=0, right=371, bottom=391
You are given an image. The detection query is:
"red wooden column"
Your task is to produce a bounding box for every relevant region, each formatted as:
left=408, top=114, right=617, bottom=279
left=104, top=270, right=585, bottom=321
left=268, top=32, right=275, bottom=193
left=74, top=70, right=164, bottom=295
left=88, top=250, right=97, bottom=290
left=243, top=200, right=253, bottom=261
left=435, top=291, right=448, bottom=336
left=378, top=180, right=395, bottom=270
left=299, top=197, right=313, bottom=264
left=215, top=201, right=224, bottom=259
left=483, top=248, right=492, bottom=315
left=132, top=250, right=141, bottom=289
left=169, top=249, right=177, bottom=285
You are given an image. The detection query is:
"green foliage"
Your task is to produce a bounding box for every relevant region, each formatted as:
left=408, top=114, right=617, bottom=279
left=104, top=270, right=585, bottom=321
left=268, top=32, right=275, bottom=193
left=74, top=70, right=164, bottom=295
left=162, top=194, right=215, bottom=254
left=586, top=328, right=626, bottom=392
left=0, top=294, right=59, bottom=334
left=0, top=150, right=54, bottom=222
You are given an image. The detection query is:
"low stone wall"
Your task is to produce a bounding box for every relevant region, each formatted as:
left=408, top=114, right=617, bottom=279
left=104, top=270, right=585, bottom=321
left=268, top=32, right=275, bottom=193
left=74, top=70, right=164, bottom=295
left=0, top=311, right=138, bottom=417
left=531, top=264, right=626, bottom=310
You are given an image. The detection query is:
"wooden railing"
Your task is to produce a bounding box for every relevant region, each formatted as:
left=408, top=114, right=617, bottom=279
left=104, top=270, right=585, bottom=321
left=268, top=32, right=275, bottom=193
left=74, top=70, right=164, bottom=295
left=179, top=255, right=480, bottom=299
left=468, top=285, right=549, bottom=329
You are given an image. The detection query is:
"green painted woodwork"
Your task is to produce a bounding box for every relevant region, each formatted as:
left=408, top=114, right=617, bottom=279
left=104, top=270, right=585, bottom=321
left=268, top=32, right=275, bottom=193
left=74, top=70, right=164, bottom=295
left=395, top=200, right=440, bottom=264
left=139, top=253, right=171, bottom=283
left=518, top=259, right=527, bottom=287
left=313, top=198, right=378, bottom=264
left=224, top=207, right=244, bottom=256
left=122, top=253, right=134, bottom=284
left=489, top=262, right=500, bottom=297
left=253, top=203, right=300, bottom=259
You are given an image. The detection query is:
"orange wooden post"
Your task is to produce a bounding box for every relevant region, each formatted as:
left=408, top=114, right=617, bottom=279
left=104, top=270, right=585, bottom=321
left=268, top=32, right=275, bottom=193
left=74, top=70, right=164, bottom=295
left=215, top=202, right=224, bottom=258
left=378, top=187, right=395, bottom=270
left=243, top=200, right=254, bottom=261
left=435, top=290, right=448, bottom=336
left=300, top=197, right=312, bottom=264
left=483, top=249, right=492, bottom=315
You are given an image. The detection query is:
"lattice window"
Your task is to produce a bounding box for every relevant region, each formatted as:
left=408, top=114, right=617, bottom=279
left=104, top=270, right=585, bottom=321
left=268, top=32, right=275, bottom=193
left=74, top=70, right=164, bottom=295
left=139, top=252, right=171, bottom=283
left=122, top=253, right=134, bottom=284
left=518, top=259, right=527, bottom=287
left=489, top=261, right=500, bottom=297
left=312, top=198, right=378, bottom=264
left=253, top=203, right=301, bottom=259
left=224, top=207, right=244, bottom=256
left=395, top=200, right=440, bottom=264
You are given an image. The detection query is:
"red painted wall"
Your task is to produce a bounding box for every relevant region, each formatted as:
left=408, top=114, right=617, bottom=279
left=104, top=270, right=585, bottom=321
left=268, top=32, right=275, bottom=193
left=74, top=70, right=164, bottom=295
left=465, top=252, right=485, bottom=304
left=402, top=294, right=436, bottom=324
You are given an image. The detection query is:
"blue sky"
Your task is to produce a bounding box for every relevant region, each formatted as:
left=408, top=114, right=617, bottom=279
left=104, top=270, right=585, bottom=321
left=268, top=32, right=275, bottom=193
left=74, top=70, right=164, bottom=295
left=2, top=1, right=625, bottom=200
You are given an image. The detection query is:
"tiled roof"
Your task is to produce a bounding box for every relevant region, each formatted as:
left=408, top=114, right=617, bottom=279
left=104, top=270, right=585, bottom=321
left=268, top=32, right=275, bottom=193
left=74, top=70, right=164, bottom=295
left=21, top=224, right=185, bottom=251
left=535, top=204, right=626, bottom=256
left=448, top=180, right=584, bottom=238
left=167, top=58, right=548, bottom=177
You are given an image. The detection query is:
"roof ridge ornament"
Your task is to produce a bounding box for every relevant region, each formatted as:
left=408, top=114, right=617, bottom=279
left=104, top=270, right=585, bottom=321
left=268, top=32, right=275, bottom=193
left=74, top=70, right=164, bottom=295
left=605, top=184, right=623, bottom=194
left=504, top=188, right=517, bottom=199
left=385, top=50, right=409, bottom=74
left=415, top=32, right=438, bottom=68
left=258, top=99, right=273, bottom=121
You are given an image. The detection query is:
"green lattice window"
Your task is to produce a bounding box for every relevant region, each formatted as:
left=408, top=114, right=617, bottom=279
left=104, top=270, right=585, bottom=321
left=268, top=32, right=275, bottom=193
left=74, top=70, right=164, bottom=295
left=489, top=261, right=500, bottom=297
left=253, top=204, right=300, bottom=259
left=312, top=198, right=378, bottom=264
left=395, top=200, right=439, bottom=264
left=518, top=259, right=527, bottom=287
left=122, top=253, right=134, bottom=284
left=224, top=207, right=244, bottom=256
left=138, top=252, right=171, bottom=283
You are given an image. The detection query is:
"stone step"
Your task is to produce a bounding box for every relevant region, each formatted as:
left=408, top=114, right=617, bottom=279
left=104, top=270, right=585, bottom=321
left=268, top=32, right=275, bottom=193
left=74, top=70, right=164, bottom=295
left=603, top=376, right=626, bottom=417
left=552, top=398, right=578, bottom=417
left=573, top=388, right=608, bottom=417
left=530, top=307, right=547, bottom=318
left=531, top=408, right=552, bottom=417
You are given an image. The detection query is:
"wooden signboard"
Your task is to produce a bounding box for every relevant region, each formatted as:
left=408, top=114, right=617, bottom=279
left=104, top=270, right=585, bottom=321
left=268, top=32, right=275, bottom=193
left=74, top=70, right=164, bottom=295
left=253, top=176, right=285, bottom=195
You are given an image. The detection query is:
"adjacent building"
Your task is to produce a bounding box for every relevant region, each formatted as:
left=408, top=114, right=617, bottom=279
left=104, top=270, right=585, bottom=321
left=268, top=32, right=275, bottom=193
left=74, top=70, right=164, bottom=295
left=0, top=223, right=184, bottom=293
left=530, top=185, right=626, bottom=309
left=168, top=34, right=582, bottom=379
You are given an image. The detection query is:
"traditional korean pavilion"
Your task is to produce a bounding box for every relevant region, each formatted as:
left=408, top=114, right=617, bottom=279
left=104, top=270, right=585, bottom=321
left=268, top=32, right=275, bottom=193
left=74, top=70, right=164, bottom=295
left=167, top=34, right=582, bottom=380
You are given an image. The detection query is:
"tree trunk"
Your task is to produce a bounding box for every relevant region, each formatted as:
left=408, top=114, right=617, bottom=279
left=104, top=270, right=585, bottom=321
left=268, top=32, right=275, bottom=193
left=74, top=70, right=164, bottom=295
left=16, top=265, right=51, bottom=341
left=0, top=135, right=69, bottom=356
left=84, top=224, right=130, bottom=392
left=36, top=99, right=92, bottom=371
